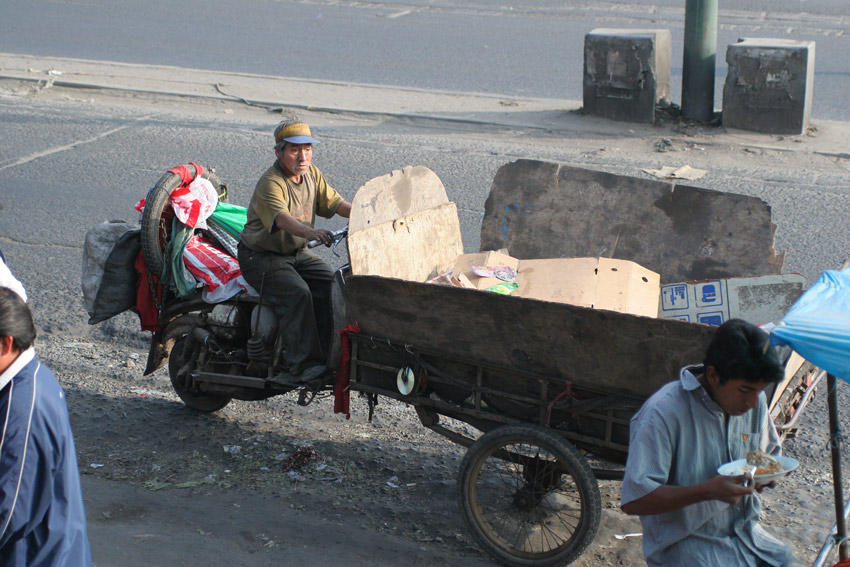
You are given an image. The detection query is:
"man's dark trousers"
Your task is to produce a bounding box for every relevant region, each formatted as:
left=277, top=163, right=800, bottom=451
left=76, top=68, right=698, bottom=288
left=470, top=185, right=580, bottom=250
left=237, top=243, right=332, bottom=372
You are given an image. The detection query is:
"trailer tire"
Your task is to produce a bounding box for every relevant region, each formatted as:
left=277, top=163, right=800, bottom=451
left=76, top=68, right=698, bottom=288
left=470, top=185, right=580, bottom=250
left=140, top=165, right=226, bottom=277
left=168, top=336, right=231, bottom=412
left=458, top=424, right=601, bottom=567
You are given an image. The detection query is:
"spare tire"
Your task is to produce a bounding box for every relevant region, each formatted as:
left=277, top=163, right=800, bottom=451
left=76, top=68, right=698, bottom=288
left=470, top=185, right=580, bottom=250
left=140, top=165, right=227, bottom=276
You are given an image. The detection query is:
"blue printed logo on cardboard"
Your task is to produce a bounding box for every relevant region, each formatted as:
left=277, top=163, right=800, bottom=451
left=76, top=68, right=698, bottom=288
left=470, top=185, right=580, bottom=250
left=698, top=311, right=725, bottom=326
left=695, top=282, right=723, bottom=308
left=660, top=284, right=689, bottom=312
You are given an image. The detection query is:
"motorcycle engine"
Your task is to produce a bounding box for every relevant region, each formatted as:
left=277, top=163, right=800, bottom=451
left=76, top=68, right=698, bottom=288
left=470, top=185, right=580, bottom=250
left=207, top=304, right=248, bottom=343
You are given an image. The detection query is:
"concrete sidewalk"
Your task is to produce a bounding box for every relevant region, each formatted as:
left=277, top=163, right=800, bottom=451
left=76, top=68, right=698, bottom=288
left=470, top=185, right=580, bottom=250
left=1, top=51, right=849, bottom=159
left=0, top=52, right=574, bottom=128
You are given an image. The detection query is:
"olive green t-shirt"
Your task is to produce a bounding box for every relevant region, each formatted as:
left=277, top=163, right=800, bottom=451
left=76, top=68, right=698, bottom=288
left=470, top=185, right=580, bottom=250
left=240, top=162, right=343, bottom=254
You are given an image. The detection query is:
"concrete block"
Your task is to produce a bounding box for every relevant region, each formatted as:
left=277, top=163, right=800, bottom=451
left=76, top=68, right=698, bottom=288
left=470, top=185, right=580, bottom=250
left=722, top=38, right=816, bottom=134
left=583, top=28, right=672, bottom=124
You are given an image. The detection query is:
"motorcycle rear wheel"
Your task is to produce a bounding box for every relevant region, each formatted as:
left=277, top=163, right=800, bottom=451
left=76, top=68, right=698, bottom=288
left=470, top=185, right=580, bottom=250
left=168, top=337, right=231, bottom=412
left=140, top=165, right=226, bottom=277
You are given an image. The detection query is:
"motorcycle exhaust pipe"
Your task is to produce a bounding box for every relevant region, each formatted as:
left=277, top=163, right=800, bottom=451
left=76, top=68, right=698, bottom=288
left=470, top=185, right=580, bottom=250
left=192, top=327, right=217, bottom=348
left=177, top=327, right=220, bottom=385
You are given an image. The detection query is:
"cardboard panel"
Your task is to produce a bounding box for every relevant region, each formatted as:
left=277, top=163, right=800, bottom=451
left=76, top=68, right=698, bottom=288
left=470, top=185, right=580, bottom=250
left=658, top=273, right=806, bottom=325
left=595, top=258, right=660, bottom=316
left=768, top=351, right=806, bottom=413
left=349, top=165, right=449, bottom=233
left=348, top=203, right=463, bottom=281
left=514, top=258, right=599, bottom=308
left=513, top=257, right=660, bottom=317
left=480, top=160, right=783, bottom=283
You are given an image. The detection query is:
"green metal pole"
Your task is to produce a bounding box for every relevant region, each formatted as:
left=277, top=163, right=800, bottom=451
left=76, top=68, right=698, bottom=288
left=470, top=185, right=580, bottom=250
left=682, top=0, right=718, bottom=122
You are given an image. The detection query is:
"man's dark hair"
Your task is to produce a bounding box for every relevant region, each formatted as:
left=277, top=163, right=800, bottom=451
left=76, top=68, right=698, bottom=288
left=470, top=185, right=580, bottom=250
left=0, top=287, right=36, bottom=352
left=704, top=318, right=782, bottom=384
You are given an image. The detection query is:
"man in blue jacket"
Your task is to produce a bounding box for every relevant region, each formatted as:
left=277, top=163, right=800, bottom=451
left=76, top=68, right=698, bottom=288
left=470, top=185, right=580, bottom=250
left=0, top=287, right=92, bottom=566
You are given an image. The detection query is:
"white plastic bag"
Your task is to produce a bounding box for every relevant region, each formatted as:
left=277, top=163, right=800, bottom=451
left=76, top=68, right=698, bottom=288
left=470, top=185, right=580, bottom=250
left=170, top=177, right=219, bottom=229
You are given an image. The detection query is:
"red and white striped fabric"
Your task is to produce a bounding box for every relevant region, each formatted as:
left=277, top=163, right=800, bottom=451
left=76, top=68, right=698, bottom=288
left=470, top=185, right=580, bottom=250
left=183, top=236, right=257, bottom=303
left=170, top=177, right=218, bottom=229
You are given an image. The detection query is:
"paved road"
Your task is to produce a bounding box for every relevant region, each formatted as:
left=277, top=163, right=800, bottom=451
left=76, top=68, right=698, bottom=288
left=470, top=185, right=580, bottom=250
left=1, top=0, right=848, bottom=119
left=1, top=57, right=848, bottom=315
left=81, top=474, right=496, bottom=567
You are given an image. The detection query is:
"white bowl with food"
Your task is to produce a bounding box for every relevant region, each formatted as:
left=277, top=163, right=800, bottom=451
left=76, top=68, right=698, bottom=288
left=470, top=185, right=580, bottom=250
left=718, top=451, right=799, bottom=484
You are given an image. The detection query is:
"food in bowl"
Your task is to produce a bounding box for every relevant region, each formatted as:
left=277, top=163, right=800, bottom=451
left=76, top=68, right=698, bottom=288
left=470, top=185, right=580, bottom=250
left=746, top=450, right=783, bottom=475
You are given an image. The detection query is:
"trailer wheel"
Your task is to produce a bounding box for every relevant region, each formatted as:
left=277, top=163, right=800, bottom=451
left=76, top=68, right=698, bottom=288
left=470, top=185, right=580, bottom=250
left=168, top=336, right=231, bottom=412
left=140, top=165, right=226, bottom=276
left=458, top=424, right=601, bottom=567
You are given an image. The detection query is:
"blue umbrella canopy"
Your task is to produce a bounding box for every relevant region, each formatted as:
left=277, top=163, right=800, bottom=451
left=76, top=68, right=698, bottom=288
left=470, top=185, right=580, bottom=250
left=770, top=269, right=850, bottom=383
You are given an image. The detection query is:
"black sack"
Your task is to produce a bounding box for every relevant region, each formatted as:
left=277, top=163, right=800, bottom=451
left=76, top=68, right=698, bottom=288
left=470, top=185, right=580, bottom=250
left=82, top=221, right=141, bottom=324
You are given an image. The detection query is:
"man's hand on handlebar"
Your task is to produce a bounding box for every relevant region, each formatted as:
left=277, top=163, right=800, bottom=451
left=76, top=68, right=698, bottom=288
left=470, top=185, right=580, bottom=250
left=307, top=226, right=349, bottom=250
left=306, top=228, right=333, bottom=247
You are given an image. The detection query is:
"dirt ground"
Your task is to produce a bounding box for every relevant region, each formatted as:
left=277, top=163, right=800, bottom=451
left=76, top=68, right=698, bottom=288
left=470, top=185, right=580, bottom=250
left=39, top=317, right=495, bottom=567
left=31, top=310, right=850, bottom=567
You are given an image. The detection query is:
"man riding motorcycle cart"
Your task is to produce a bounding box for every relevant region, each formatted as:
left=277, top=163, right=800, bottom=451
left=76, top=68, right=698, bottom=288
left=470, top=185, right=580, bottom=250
left=237, top=119, right=351, bottom=385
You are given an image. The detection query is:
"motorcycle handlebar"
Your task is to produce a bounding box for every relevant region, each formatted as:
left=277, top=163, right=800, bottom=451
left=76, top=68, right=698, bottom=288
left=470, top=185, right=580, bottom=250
left=307, top=226, right=349, bottom=249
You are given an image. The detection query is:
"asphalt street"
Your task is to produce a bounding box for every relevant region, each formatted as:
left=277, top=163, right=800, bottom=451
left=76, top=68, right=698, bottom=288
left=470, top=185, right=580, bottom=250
left=1, top=54, right=849, bottom=301
left=2, top=0, right=849, bottom=120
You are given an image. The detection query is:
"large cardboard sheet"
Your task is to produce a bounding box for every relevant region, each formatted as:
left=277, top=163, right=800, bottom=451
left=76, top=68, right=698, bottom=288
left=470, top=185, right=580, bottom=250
left=348, top=203, right=463, bottom=281
left=349, top=165, right=450, bottom=233
left=480, top=160, right=783, bottom=283
left=514, top=257, right=661, bottom=317
left=348, top=166, right=463, bottom=281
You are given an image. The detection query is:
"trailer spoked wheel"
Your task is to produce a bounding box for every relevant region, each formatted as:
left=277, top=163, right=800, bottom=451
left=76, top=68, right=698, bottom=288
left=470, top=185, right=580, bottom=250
left=168, top=336, right=231, bottom=412
left=458, top=424, right=601, bottom=567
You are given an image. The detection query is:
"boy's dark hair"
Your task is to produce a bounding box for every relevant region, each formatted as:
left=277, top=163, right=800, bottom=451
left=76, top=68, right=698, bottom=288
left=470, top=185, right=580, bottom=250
left=0, top=287, right=36, bottom=352
left=704, top=318, right=782, bottom=384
